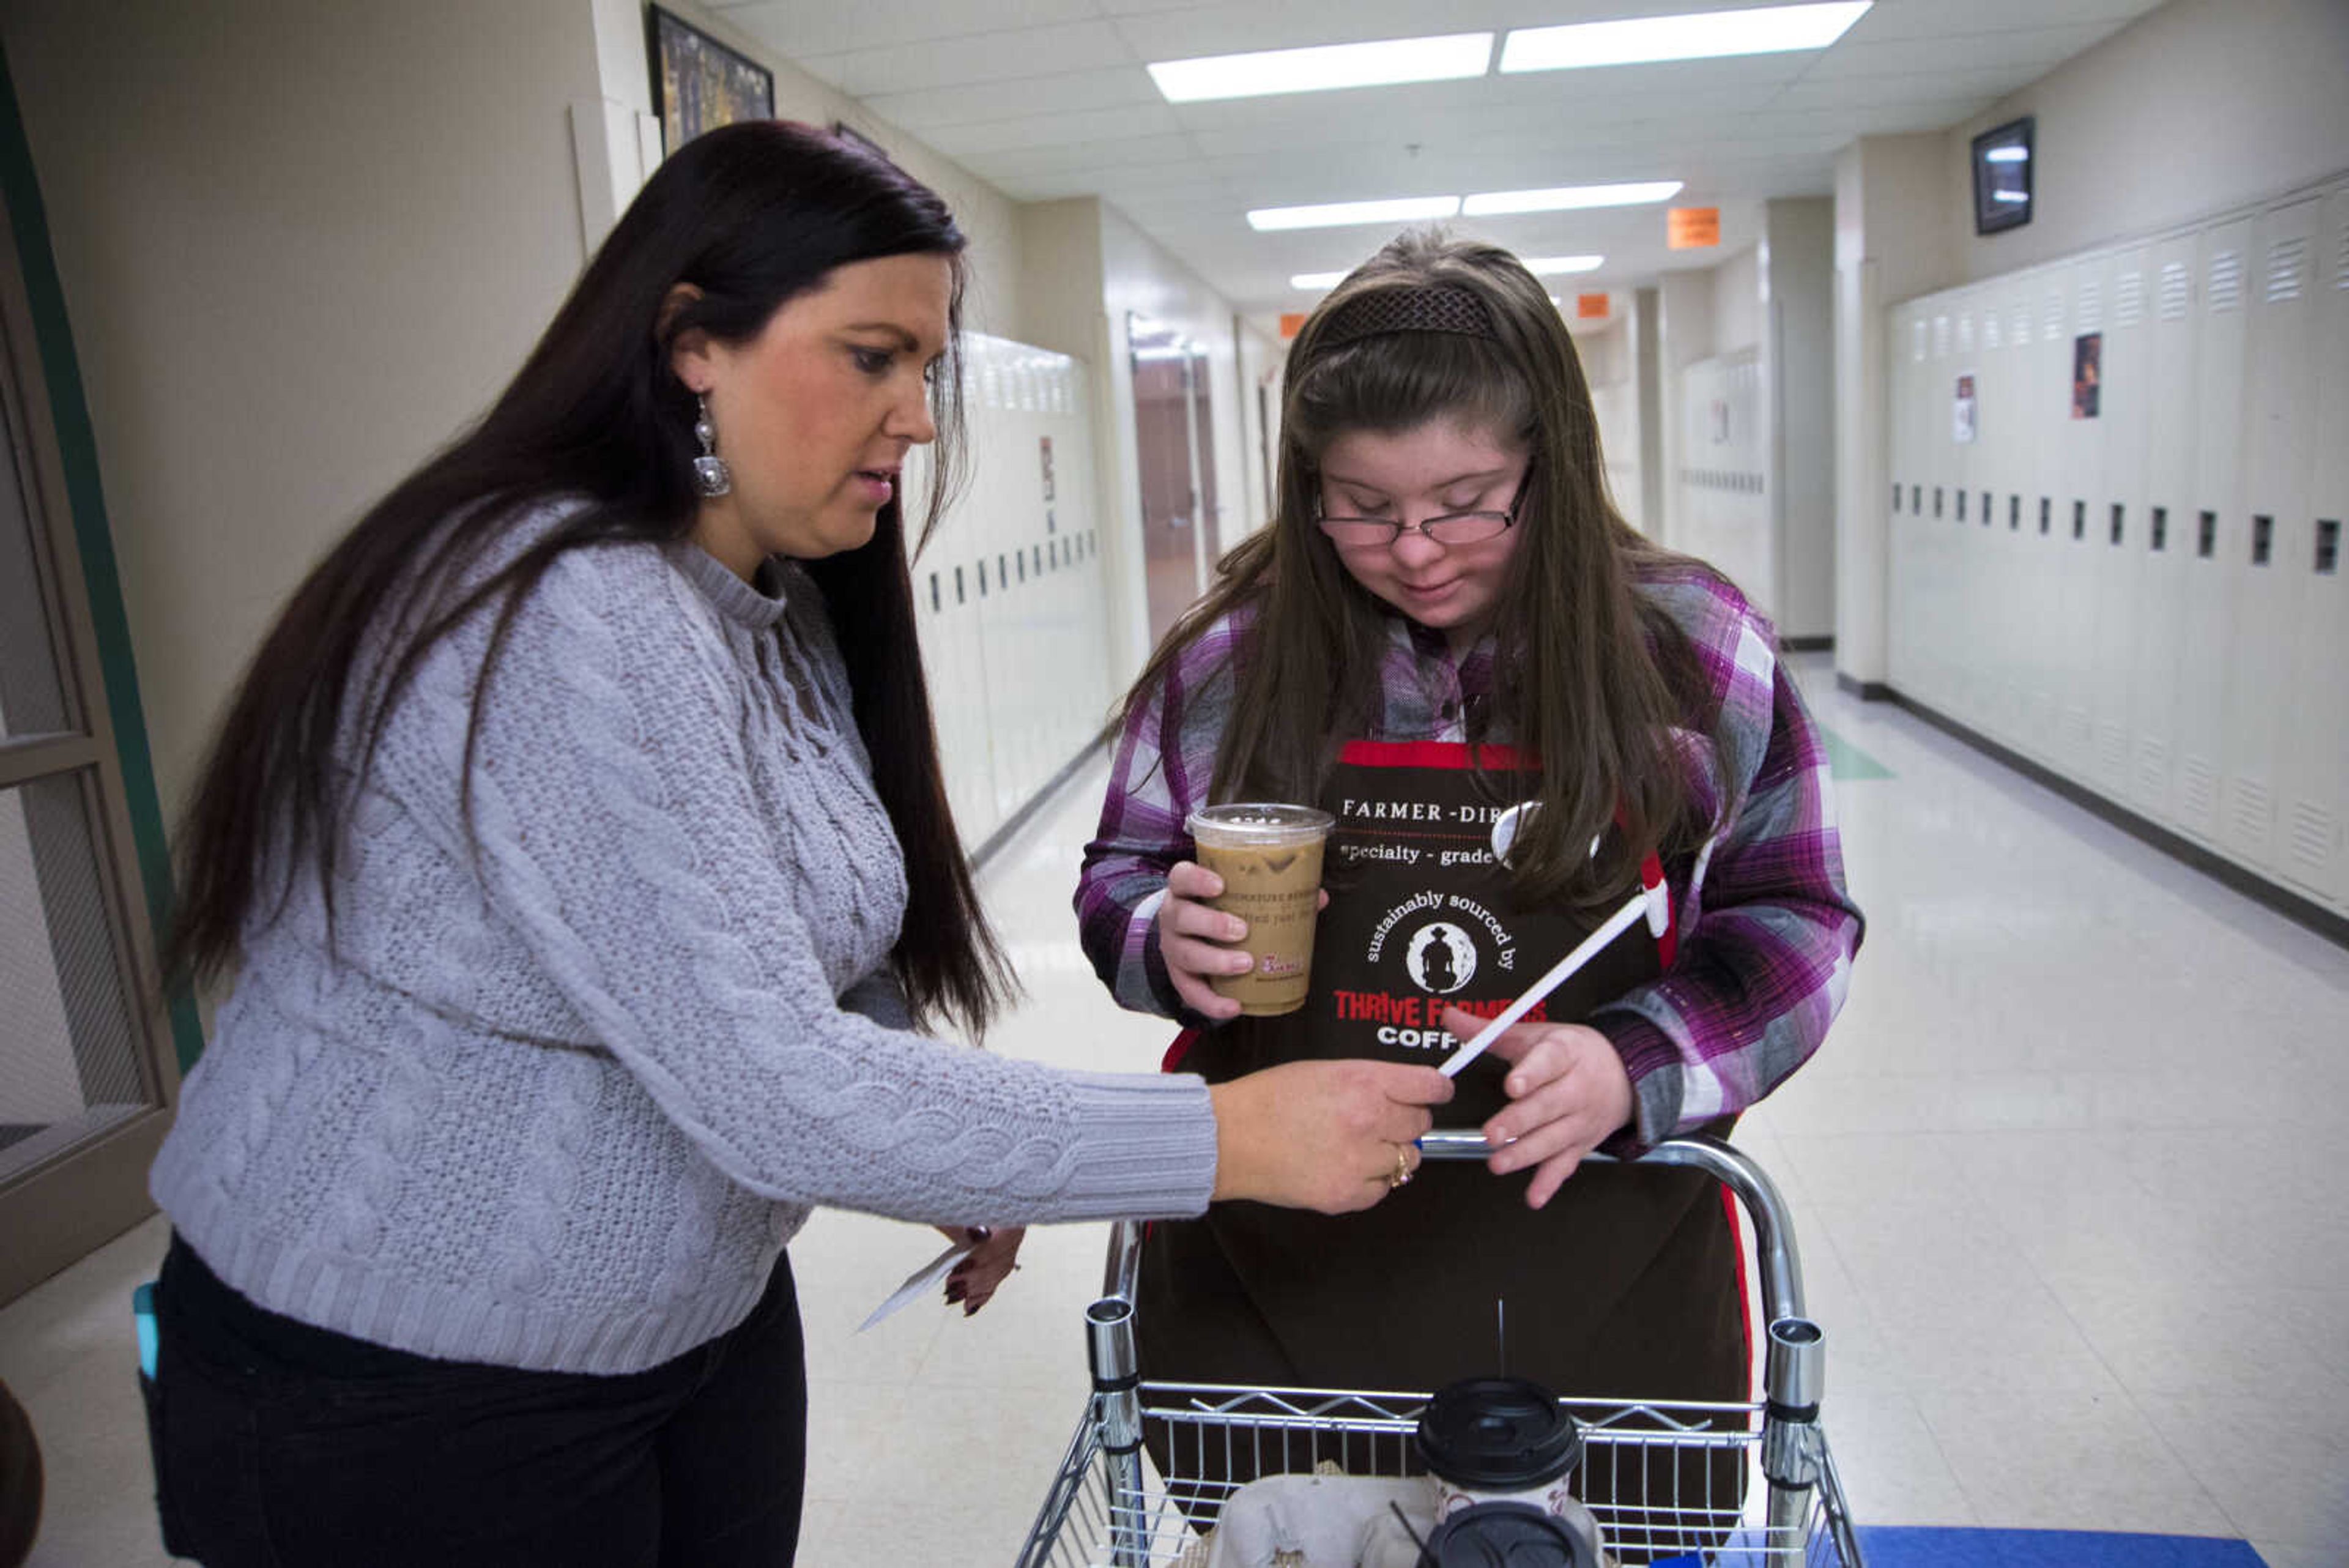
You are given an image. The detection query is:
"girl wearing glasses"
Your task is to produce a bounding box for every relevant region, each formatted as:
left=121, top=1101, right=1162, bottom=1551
left=1075, top=231, right=1863, bottom=1553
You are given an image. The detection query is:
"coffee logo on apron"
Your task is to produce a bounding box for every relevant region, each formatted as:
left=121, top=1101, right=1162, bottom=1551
left=1406, top=922, right=1477, bottom=994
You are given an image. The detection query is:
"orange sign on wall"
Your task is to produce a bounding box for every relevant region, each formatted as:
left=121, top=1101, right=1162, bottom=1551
left=1575, top=293, right=1610, bottom=319
left=1278, top=312, right=1308, bottom=339
left=1667, top=206, right=1720, bottom=249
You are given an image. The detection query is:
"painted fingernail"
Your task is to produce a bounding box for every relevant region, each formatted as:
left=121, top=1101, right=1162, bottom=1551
left=968, top=1226, right=992, bottom=1243
left=963, top=1301, right=979, bottom=1317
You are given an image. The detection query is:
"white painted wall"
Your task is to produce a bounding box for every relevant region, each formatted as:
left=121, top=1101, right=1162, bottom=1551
left=1945, top=0, right=2349, bottom=286
left=1764, top=198, right=1836, bottom=642
left=2, top=0, right=607, bottom=817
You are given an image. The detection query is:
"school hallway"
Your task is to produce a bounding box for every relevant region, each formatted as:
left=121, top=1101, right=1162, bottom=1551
left=4, top=656, right=2340, bottom=1566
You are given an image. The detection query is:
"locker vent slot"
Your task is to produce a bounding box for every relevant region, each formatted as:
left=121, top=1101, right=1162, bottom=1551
left=1983, top=491, right=1993, bottom=528
left=929, top=573, right=941, bottom=614
left=2208, top=248, right=2243, bottom=312
left=2230, top=778, right=2274, bottom=849
left=2010, top=494, right=2022, bottom=530
left=2265, top=236, right=2307, bottom=303
left=1933, top=314, right=1951, bottom=357
left=2011, top=304, right=2032, bottom=344
left=1912, top=484, right=1921, bottom=514
left=2073, top=500, right=2086, bottom=540
left=2115, top=270, right=2145, bottom=327
left=2252, top=515, right=2273, bottom=565
left=2040, top=497, right=2052, bottom=534
left=2135, top=739, right=2171, bottom=801
left=1956, top=489, right=1966, bottom=522
left=2318, top=519, right=2340, bottom=574
left=2197, top=511, right=2217, bottom=557
left=2061, top=705, right=2093, bottom=751
left=2043, top=293, right=2065, bottom=337
left=2159, top=261, right=2192, bottom=320
left=1984, top=312, right=2002, bottom=350
left=1934, top=486, right=1943, bottom=518
left=2150, top=507, right=2168, bottom=551
left=1912, top=319, right=1927, bottom=362
left=2110, top=504, right=2125, bottom=546
left=2076, top=279, right=2102, bottom=332
left=954, top=565, right=966, bottom=603
left=1892, top=481, right=1902, bottom=512
left=1958, top=313, right=1975, bottom=354
left=2097, top=723, right=2128, bottom=780
left=2289, top=803, right=2334, bottom=875
left=2180, top=755, right=2216, bottom=822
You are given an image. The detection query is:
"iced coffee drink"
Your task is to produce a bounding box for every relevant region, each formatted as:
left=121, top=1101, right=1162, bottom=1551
left=1186, top=804, right=1334, bottom=1017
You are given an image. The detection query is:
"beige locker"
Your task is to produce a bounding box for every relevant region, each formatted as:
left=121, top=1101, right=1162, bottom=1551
left=2170, top=215, right=2256, bottom=843
left=2088, top=246, right=2153, bottom=795
left=2217, top=196, right=2326, bottom=875
left=2125, top=232, right=2203, bottom=825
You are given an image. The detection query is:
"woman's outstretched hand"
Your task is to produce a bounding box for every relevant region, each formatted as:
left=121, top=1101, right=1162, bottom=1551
left=1439, top=1006, right=1634, bottom=1210
left=1208, top=1059, right=1452, bottom=1213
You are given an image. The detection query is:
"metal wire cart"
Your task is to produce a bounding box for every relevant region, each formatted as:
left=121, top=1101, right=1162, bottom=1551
left=1017, top=1135, right=1864, bottom=1567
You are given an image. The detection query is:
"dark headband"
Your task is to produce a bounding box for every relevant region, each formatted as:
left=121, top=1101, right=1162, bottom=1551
left=1316, top=284, right=1497, bottom=349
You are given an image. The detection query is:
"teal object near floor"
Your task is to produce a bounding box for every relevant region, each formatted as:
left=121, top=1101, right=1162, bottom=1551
left=1815, top=722, right=1895, bottom=781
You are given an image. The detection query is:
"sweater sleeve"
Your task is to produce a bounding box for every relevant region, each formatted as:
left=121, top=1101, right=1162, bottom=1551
left=417, top=547, right=1218, bottom=1226
left=1075, top=623, right=1239, bottom=1023
left=1587, top=607, right=1864, bottom=1149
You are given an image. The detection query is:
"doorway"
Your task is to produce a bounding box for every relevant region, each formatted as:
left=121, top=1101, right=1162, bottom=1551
left=1127, top=314, right=1220, bottom=648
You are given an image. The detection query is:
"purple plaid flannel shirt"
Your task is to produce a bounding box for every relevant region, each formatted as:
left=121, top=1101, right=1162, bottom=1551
left=1074, top=566, right=1863, bottom=1149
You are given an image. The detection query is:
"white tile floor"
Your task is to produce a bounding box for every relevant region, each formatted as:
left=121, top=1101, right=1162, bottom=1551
left=3, top=659, right=2345, bottom=1566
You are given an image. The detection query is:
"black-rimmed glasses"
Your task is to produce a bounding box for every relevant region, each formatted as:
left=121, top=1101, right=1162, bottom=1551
left=1314, top=463, right=1534, bottom=548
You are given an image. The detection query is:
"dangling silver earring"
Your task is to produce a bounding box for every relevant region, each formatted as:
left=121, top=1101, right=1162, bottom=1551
left=692, top=393, right=731, bottom=498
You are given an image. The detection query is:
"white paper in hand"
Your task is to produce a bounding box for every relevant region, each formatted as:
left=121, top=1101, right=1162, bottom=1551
left=858, top=1240, right=974, bottom=1332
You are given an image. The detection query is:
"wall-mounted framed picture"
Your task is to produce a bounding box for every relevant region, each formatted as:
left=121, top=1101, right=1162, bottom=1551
left=1970, top=117, right=2034, bottom=236
left=649, top=6, right=774, bottom=156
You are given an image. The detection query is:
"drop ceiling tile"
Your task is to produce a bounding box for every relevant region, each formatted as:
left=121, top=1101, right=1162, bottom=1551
left=708, top=0, right=1104, bottom=61
left=1768, top=67, right=2043, bottom=112
left=1794, top=23, right=2127, bottom=80
left=959, top=132, right=1201, bottom=179
left=796, top=21, right=1139, bottom=97
left=861, top=68, right=1162, bottom=132
left=932, top=103, right=1189, bottom=155
left=1842, top=0, right=2163, bottom=44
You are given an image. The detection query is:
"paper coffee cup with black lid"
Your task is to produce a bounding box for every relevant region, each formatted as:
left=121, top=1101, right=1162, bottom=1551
left=1415, top=1377, right=1603, bottom=1564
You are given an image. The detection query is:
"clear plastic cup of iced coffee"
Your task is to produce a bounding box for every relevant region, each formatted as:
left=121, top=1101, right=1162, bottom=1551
left=1186, top=803, right=1335, bottom=1017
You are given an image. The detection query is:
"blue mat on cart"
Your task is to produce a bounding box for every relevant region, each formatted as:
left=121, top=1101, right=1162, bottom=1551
left=1849, top=1527, right=2266, bottom=1566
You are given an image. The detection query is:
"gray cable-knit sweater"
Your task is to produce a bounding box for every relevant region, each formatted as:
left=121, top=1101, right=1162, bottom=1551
left=150, top=525, right=1218, bottom=1375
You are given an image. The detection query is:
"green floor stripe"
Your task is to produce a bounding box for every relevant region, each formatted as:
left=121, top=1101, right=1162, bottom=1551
left=1815, top=722, right=1894, bottom=781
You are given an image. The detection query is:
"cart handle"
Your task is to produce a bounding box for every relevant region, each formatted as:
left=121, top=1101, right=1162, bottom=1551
left=1102, top=1132, right=1805, bottom=1329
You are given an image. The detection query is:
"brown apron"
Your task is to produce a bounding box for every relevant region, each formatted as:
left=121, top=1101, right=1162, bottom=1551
left=1138, top=741, right=1749, bottom=1561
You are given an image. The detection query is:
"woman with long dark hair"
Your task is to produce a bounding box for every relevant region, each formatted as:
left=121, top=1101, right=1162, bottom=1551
left=1077, top=230, right=1863, bottom=1556
left=144, top=122, right=1449, bottom=1567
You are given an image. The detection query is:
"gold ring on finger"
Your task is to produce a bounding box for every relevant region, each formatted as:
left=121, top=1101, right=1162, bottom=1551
left=1390, top=1146, right=1413, bottom=1189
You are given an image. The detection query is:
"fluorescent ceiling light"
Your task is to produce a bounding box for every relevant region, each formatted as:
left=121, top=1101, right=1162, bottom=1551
left=1983, top=146, right=2030, bottom=163
left=1464, top=180, right=1683, bottom=215
left=1291, top=272, right=1349, bottom=290
left=1249, top=195, right=1460, bottom=231
left=1524, top=255, right=1605, bottom=275
left=1501, top=2, right=1871, bottom=72
left=1993, top=190, right=2029, bottom=203
left=1149, top=32, right=1493, bottom=103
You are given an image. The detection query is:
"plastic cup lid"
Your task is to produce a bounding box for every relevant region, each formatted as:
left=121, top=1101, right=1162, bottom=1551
left=1417, top=1501, right=1592, bottom=1567
left=1415, top=1377, right=1583, bottom=1490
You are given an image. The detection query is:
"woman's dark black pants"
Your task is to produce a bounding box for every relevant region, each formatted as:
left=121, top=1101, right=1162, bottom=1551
left=144, top=1235, right=807, bottom=1567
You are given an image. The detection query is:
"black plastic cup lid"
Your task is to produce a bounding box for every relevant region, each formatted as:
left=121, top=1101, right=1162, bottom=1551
left=1416, top=1501, right=1593, bottom=1567
left=1415, top=1377, right=1583, bottom=1490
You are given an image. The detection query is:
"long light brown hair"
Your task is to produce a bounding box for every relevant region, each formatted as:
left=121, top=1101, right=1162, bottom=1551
left=1127, top=229, right=1729, bottom=912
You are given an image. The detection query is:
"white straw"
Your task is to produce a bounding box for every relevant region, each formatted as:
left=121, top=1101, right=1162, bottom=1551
left=1437, top=890, right=1649, bottom=1078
